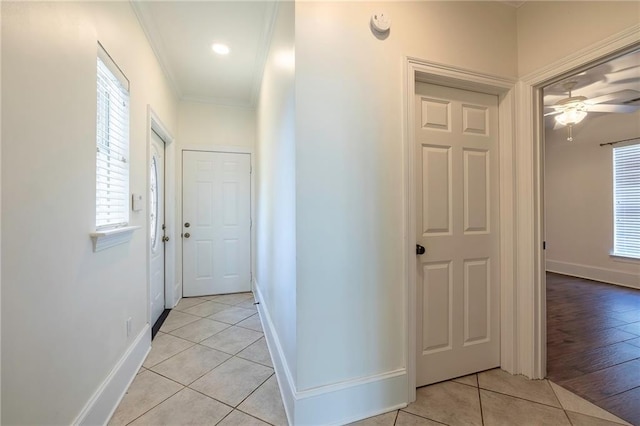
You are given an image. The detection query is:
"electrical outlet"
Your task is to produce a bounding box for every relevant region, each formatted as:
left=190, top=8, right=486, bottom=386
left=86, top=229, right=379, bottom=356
left=126, top=317, right=132, bottom=337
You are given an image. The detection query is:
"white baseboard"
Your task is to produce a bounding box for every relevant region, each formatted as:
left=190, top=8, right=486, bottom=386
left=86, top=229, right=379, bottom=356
left=546, top=259, right=639, bottom=290
left=254, top=281, right=296, bottom=425
left=73, top=324, right=151, bottom=425
left=295, top=369, right=408, bottom=426
left=254, top=280, right=408, bottom=426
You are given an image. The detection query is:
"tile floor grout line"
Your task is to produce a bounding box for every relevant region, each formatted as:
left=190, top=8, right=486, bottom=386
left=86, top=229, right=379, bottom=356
left=399, top=408, right=449, bottom=425
left=123, top=382, right=185, bottom=426
left=231, top=371, right=277, bottom=419
left=234, top=407, right=278, bottom=426
left=478, top=385, right=485, bottom=426
left=392, top=409, right=399, bottom=425
left=478, top=386, right=567, bottom=411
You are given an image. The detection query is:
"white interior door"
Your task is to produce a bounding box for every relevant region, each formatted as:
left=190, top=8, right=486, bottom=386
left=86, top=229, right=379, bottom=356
left=182, top=151, right=251, bottom=297
left=415, top=82, right=500, bottom=386
left=150, top=130, right=166, bottom=326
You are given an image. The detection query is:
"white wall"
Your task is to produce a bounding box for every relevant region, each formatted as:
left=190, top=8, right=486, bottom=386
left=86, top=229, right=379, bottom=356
left=545, top=112, right=640, bottom=288
left=254, top=0, right=297, bottom=413
left=293, top=1, right=516, bottom=422
left=517, top=1, right=640, bottom=77
left=178, top=101, right=255, bottom=149
left=1, top=2, right=177, bottom=424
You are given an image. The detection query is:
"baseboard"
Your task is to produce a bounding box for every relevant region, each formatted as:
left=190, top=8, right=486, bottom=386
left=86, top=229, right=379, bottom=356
left=73, top=324, right=151, bottom=425
left=546, top=259, right=640, bottom=290
left=254, top=282, right=296, bottom=425
left=254, top=281, right=408, bottom=425
left=295, top=369, right=408, bottom=426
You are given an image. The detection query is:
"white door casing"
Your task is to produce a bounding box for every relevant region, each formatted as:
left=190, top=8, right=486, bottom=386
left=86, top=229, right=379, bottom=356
left=182, top=150, right=251, bottom=297
left=415, top=82, right=501, bottom=386
left=150, top=130, right=166, bottom=326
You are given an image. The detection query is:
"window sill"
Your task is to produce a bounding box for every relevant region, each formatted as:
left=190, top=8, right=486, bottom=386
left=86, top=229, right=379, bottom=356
left=610, top=253, right=640, bottom=263
left=90, top=226, right=141, bottom=252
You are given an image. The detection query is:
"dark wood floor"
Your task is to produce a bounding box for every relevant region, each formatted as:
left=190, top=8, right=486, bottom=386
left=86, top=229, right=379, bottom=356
left=547, top=272, right=640, bottom=424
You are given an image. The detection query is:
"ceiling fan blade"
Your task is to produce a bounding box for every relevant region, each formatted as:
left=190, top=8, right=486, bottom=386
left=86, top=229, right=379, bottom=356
left=544, top=110, right=562, bottom=117
left=587, top=89, right=640, bottom=105
left=587, top=104, right=640, bottom=113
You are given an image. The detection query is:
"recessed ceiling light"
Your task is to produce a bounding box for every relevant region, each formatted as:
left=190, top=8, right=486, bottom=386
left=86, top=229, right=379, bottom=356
left=211, top=43, right=230, bottom=55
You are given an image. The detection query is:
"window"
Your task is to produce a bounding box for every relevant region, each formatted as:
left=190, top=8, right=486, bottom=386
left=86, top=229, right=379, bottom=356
left=96, top=45, right=130, bottom=229
left=613, top=141, right=640, bottom=259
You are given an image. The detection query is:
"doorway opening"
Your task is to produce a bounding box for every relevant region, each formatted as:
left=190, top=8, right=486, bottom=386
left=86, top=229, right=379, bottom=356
left=541, top=47, right=640, bottom=424
left=147, top=108, right=176, bottom=338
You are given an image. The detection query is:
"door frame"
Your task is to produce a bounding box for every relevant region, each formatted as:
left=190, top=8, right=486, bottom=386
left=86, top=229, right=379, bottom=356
left=179, top=145, right=255, bottom=296
left=404, top=58, right=516, bottom=401
left=515, top=26, right=640, bottom=382
left=146, top=106, right=177, bottom=326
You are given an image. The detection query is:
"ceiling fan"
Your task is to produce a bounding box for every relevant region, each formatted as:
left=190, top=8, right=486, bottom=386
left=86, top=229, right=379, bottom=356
left=544, top=81, right=640, bottom=141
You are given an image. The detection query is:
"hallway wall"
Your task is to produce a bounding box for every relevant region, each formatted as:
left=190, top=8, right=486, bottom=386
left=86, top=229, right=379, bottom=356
left=1, top=2, right=177, bottom=424
left=293, top=1, right=516, bottom=423
left=255, top=1, right=297, bottom=413
left=516, top=1, right=640, bottom=77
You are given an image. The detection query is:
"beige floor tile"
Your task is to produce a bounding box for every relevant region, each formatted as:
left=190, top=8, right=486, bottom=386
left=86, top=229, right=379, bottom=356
left=238, top=375, right=288, bottom=425
left=209, top=306, right=257, bottom=325
left=404, top=381, right=482, bottom=425
left=480, top=389, right=571, bottom=426
left=348, top=410, right=398, bottom=425
left=190, top=357, right=274, bottom=407
left=210, top=292, right=254, bottom=306
left=200, top=326, right=263, bottom=355
left=183, top=301, right=233, bottom=318
left=396, top=411, right=444, bottom=425
left=150, top=344, right=231, bottom=385
left=478, top=368, right=561, bottom=407
left=108, top=370, right=182, bottom=426
left=549, top=382, right=630, bottom=425
left=169, top=318, right=230, bottom=343
left=566, top=411, right=631, bottom=426
left=173, top=297, right=208, bottom=312
left=158, top=310, right=201, bottom=333
left=142, top=333, right=193, bottom=368
left=218, top=410, right=270, bottom=426
left=237, top=314, right=263, bottom=331
left=128, top=388, right=231, bottom=426
left=237, top=337, right=273, bottom=367
left=236, top=298, right=258, bottom=310
left=452, top=373, right=478, bottom=387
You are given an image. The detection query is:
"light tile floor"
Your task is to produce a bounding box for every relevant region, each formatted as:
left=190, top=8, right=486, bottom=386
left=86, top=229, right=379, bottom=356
left=112, top=292, right=632, bottom=426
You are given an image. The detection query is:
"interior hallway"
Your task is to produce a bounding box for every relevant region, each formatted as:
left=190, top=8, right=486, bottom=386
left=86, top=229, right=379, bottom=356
left=111, top=291, right=632, bottom=426
left=547, top=272, right=640, bottom=425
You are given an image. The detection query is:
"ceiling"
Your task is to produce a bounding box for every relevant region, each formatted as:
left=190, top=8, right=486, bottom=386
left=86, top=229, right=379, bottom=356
left=132, top=1, right=277, bottom=107
left=543, top=49, right=640, bottom=130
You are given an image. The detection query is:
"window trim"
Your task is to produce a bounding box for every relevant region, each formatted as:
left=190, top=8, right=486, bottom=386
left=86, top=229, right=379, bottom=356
left=612, top=140, right=640, bottom=260
left=92, top=44, right=138, bottom=251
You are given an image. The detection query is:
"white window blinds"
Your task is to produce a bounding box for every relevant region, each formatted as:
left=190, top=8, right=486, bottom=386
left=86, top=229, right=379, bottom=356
left=96, top=46, right=130, bottom=229
left=613, top=141, right=640, bottom=259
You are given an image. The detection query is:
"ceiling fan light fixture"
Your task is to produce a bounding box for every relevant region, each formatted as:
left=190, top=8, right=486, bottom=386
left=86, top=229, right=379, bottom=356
left=555, top=108, right=587, bottom=126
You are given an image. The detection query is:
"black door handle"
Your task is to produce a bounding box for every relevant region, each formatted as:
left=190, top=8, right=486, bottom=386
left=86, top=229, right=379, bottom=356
left=416, top=244, right=426, bottom=255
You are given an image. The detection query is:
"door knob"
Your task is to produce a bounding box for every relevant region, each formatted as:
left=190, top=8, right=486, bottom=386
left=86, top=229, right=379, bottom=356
left=416, top=244, right=426, bottom=255
left=184, top=232, right=191, bottom=239
left=162, top=236, right=170, bottom=242
left=184, top=222, right=190, bottom=228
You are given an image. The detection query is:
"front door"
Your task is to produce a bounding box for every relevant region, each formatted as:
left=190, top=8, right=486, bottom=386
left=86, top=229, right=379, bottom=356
left=150, top=130, right=166, bottom=326
left=182, top=151, right=251, bottom=297
left=415, top=82, right=500, bottom=386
